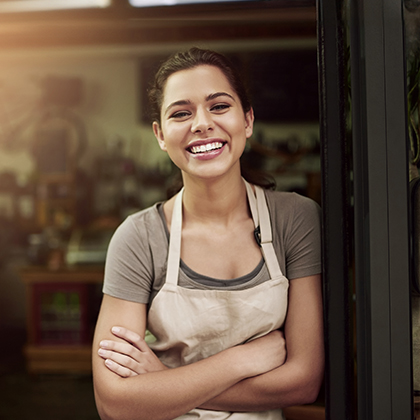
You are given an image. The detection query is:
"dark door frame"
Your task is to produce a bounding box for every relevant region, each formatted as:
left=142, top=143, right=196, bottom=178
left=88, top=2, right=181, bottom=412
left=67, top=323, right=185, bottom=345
left=317, top=1, right=355, bottom=418
left=318, top=0, right=413, bottom=418
left=350, top=0, right=413, bottom=418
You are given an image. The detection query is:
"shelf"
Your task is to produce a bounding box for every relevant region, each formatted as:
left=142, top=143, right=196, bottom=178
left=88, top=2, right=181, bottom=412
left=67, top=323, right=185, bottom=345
left=24, top=344, right=93, bottom=374
left=20, top=266, right=103, bottom=374
left=20, top=266, right=104, bottom=284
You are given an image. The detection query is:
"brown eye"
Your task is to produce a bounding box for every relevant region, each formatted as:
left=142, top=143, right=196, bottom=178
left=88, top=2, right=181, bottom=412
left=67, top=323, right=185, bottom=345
left=171, top=111, right=190, bottom=119
left=211, top=104, right=230, bottom=112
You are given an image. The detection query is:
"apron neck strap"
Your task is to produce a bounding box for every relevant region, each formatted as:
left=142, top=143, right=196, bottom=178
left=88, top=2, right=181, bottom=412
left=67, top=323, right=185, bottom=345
left=243, top=180, right=283, bottom=279
left=166, top=188, right=184, bottom=285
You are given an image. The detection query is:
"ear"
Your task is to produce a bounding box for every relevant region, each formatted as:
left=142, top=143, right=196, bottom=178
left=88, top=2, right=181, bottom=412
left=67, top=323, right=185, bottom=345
left=244, top=108, right=254, bottom=139
left=153, top=122, right=167, bottom=152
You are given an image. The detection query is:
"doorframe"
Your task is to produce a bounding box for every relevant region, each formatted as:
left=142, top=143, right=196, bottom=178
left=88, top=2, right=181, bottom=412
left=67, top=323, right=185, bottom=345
left=317, top=1, right=355, bottom=419
left=349, top=0, right=413, bottom=418
left=318, top=0, right=413, bottom=418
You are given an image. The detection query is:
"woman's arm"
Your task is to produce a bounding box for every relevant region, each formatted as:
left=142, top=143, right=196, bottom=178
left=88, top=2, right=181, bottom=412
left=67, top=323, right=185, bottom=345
left=200, top=274, right=324, bottom=411
left=92, top=294, right=286, bottom=420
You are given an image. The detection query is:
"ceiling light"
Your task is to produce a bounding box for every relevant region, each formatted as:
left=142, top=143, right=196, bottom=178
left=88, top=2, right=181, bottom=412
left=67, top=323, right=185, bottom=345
left=128, top=0, right=249, bottom=7
left=0, top=0, right=111, bottom=13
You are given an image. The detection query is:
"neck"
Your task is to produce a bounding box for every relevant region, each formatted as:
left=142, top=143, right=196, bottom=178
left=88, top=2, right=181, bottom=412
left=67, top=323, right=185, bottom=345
left=181, top=172, right=249, bottom=226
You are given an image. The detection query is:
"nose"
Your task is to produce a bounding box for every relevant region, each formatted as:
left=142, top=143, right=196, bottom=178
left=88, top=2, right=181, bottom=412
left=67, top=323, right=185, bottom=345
left=191, top=108, right=213, bottom=133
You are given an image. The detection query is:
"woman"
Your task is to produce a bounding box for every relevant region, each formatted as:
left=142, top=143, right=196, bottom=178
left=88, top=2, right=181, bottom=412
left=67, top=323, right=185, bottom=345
left=92, top=47, right=324, bottom=420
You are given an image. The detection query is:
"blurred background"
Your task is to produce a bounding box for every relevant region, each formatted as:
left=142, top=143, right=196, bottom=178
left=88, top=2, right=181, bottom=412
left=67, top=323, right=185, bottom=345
left=0, top=1, right=321, bottom=418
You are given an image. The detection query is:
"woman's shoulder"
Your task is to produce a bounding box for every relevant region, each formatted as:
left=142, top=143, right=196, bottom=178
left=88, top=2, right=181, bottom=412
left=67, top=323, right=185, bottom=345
left=123, top=202, right=163, bottom=228
left=109, top=202, right=166, bottom=249
left=264, top=188, right=321, bottom=215
left=127, top=202, right=163, bottom=225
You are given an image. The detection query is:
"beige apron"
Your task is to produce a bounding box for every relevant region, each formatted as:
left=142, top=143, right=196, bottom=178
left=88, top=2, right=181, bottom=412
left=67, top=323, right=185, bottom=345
left=148, top=181, right=288, bottom=419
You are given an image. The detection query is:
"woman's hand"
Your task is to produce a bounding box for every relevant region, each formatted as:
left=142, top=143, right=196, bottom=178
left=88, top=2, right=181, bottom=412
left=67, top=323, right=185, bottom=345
left=240, top=330, right=287, bottom=377
left=98, top=326, right=168, bottom=378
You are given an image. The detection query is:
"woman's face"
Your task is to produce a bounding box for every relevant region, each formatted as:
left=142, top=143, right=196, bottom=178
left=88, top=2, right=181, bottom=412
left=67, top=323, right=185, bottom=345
left=153, top=65, right=254, bottom=182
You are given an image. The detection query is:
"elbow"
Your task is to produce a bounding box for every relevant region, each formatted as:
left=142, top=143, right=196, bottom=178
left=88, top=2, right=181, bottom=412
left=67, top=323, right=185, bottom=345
left=296, top=380, right=323, bottom=405
left=296, top=353, right=325, bottom=406
left=95, top=398, right=136, bottom=420
left=285, top=382, right=322, bottom=407
left=287, top=364, right=324, bottom=406
left=94, top=388, right=137, bottom=420
left=94, top=387, right=164, bottom=420
left=96, top=404, right=114, bottom=420
left=95, top=393, right=121, bottom=420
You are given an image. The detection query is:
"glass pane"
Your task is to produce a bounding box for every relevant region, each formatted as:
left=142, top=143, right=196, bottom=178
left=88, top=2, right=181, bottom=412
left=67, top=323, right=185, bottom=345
left=0, top=2, right=323, bottom=419
left=404, top=1, right=420, bottom=417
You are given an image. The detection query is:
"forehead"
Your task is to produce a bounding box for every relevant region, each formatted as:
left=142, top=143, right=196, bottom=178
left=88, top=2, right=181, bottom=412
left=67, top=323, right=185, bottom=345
left=162, top=65, right=236, bottom=104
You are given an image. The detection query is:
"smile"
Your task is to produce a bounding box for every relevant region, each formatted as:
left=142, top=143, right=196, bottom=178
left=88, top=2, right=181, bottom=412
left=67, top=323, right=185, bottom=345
left=188, top=141, right=225, bottom=154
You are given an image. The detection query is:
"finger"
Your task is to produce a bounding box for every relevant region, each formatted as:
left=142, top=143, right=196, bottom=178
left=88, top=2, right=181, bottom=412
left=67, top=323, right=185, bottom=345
left=104, top=358, right=137, bottom=378
left=100, top=340, right=141, bottom=359
left=111, top=326, right=150, bottom=352
left=98, top=348, right=144, bottom=374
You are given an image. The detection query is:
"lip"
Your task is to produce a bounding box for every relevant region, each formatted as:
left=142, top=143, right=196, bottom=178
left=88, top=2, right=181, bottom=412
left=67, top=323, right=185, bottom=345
left=186, top=138, right=227, bottom=160
left=190, top=145, right=226, bottom=160
left=186, top=138, right=226, bottom=149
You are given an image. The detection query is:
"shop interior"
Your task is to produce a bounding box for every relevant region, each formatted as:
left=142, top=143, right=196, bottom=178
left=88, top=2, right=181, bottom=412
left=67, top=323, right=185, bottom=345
left=0, top=1, right=323, bottom=419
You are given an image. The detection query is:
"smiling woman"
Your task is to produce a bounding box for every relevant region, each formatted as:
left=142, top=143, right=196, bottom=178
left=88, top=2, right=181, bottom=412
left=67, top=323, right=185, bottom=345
left=92, top=47, right=324, bottom=420
left=152, top=64, right=253, bottom=181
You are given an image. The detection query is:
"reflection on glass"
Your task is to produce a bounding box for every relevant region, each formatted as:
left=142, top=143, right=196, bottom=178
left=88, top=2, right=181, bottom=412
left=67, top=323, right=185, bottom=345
left=404, top=1, right=420, bottom=417
left=0, top=0, right=110, bottom=13
left=129, top=0, right=250, bottom=6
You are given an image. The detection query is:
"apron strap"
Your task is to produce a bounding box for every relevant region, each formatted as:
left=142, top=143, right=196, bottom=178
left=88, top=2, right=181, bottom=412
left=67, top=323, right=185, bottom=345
left=254, top=185, right=283, bottom=279
left=244, top=180, right=284, bottom=279
left=244, top=180, right=259, bottom=228
left=166, top=188, right=184, bottom=285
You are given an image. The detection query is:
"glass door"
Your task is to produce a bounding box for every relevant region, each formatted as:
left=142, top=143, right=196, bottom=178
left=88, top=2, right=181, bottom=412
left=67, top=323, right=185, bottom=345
left=350, top=0, right=412, bottom=418
left=318, top=0, right=414, bottom=418
left=405, top=1, right=420, bottom=418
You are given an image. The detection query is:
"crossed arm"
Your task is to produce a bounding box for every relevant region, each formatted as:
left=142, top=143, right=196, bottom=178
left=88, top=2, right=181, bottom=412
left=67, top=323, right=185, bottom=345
left=92, top=274, right=324, bottom=420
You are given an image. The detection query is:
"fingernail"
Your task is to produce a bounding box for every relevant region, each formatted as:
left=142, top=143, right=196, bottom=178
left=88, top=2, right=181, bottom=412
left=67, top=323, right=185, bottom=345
left=99, top=340, right=108, bottom=347
left=98, top=348, right=106, bottom=356
left=112, top=327, right=120, bottom=334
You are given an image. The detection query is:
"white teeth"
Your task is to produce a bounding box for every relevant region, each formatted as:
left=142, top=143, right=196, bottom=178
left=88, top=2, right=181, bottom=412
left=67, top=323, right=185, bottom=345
left=190, top=142, right=223, bottom=154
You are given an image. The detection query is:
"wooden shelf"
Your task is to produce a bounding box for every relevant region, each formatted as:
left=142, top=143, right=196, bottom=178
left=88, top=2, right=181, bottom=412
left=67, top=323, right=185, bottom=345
left=21, top=266, right=103, bottom=374
left=21, top=266, right=104, bottom=284
left=24, top=344, right=93, bottom=374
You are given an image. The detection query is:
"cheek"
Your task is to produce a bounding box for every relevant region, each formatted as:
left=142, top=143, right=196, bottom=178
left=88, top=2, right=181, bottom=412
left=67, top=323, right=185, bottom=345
left=229, top=118, right=250, bottom=139
left=163, top=123, right=188, bottom=143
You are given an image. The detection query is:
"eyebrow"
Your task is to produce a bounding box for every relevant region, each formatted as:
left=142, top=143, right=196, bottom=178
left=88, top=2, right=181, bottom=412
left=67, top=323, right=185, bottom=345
left=164, top=99, right=191, bottom=116
left=206, top=92, right=236, bottom=102
left=164, top=91, right=236, bottom=115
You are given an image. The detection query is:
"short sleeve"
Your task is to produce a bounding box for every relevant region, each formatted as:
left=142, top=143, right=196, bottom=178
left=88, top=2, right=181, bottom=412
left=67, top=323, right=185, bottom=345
left=267, top=190, right=322, bottom=280
left=285, top=194, right=322, bottom=279
left=102, top=211, right=156, bottom=304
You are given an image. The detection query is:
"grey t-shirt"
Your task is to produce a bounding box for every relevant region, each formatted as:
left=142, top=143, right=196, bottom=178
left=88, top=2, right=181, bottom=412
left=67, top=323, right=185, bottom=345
left=103, top=189, right=322, bottom=306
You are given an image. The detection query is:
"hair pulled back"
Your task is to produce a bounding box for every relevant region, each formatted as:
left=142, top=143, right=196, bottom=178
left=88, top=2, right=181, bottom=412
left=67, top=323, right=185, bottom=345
left=148, top=47, right=251, bottom=126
